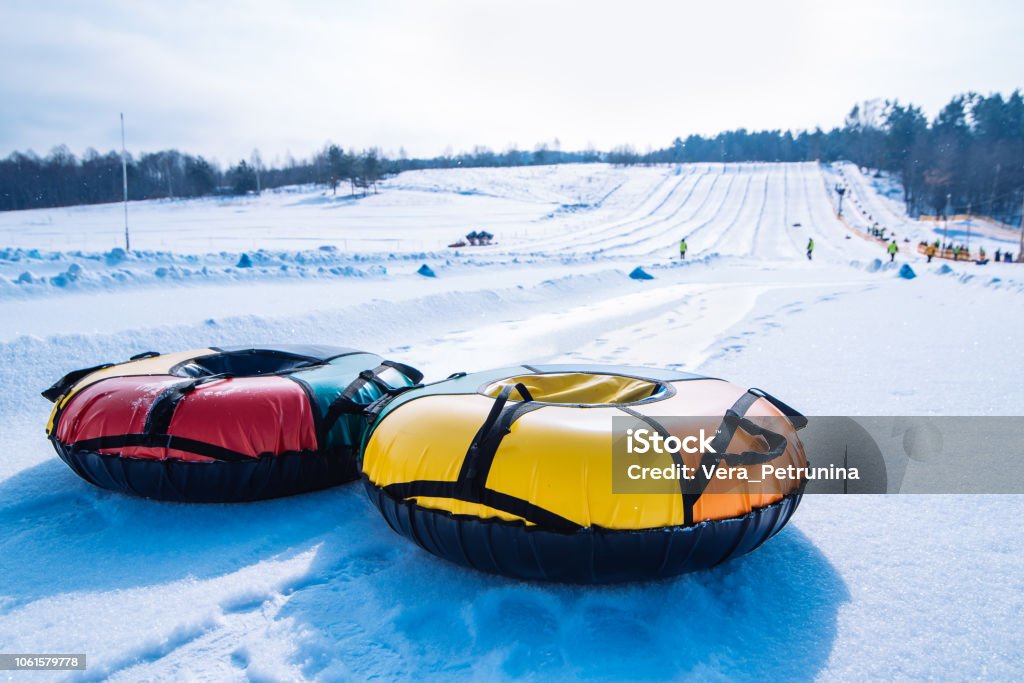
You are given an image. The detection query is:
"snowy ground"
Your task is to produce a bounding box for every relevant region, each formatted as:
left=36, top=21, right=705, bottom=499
left=0, top=162, right=1022, bottom=681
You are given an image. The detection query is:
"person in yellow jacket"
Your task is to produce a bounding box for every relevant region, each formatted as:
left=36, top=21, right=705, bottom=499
left=679, top=237, right=688, bottom=260
left=925, top=243, right=937, bottom=263
left=806, top=238, right=814, bottom=261
left=887, top=240, right=899, bottom=262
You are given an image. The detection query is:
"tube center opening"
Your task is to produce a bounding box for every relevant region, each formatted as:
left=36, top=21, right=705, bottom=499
left=483, top=372, right=667, bottom=405
left=174, top=350, right=320, bottom=378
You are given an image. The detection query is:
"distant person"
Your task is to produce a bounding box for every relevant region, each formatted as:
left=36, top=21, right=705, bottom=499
left=925, top=243, right=936, bottom=263
left=806, top=238, right=814, bottom=261
left=979, top=246, right=986, bottom=262
left=887, top=240, right=899, bottom=262
left=953, top=245, right=961, bottom=261
left=995, top=249, right=1002, bottom=262
left=679, top=237, right=688, bottom=260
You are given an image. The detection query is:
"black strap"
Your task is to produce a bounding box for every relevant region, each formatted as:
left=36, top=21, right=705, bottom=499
left=619, top=403, right=786, bottom=526
left=479, top=488, right=579, bottom=532
left=617, top=406, right=687, bottom=489
left=362, top=385, right=422, bottom=425
left=361, top=366, right=390, bottom=393
left=475, top=384, right=518, bottom=440
left=687, top=390, right=794, bottom=523
left=43, top=350, right=166, bottom=402
left=748, top=388, right=808, bottom=430
left=42, top=363, right=114, bottom=402
left=348, top=363, right=416, bottom=394
left=320, top=370, right=380, bottom=435
left=682, top=390, right=762, bottom=525
left=618, top=406, right=696, bottom=522
left=379, top=383, right=550, bottom=527
left=66, top=433, right=253, bottom=463
left=381, top=360, right=424, bottom=385
left=144, top=382, right=192, bottom=436
left=457, top=383, right=540, bottom=499
left=144, top=374, right=231, bottom=436
left=381, top=480, right=581, bottom=533
left=465, top=383, right=531, bottom=458
left=366, top=370, right=491, bottom=426
left=454, top=384, right=517, bottom=493
left=321, top=363, right=424, bottom=437
left=717, top=416, right=790, bottom=467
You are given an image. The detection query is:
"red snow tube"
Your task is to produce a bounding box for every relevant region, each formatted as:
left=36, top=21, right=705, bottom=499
left=44, top=345, right=422, bottom=502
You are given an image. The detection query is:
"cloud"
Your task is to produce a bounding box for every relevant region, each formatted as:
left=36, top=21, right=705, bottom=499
left=1, top=0, right=1021, bottom=163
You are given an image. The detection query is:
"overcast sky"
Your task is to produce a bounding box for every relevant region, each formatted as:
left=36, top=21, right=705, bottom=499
left=1, top=0, right=1021, bottom=166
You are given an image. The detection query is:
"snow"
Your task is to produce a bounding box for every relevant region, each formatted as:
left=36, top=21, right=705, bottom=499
left=0, top=162, right=1021, bottom=680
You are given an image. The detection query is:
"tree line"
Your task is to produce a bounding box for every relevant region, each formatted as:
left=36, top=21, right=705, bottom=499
left=0, top=140, right=605, bottom=211
left=1, top=90, right=1022, bottom=225
left=633, top=91, right=1024, bottom=224
left=0, top=145, right=385, bottom=211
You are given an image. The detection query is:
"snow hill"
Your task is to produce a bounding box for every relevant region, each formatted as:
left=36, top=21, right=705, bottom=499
left=0, top=162, right=1021, bottom=680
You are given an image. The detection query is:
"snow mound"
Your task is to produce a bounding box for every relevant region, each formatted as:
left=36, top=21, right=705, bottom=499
left=105, top=248, right=128, bottom=266
left=0, top=247, right=403, bottom=298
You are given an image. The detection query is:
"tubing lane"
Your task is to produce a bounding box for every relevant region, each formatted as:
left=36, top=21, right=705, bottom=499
left=566, top=165, right=713, bottom=252
left=602, top=167, right=730, bottom=256
left=591, top=167, right=722, bottom=254
left=527, top=166, right=696, bottom=252
left=629, top=165, right=741, bottom=257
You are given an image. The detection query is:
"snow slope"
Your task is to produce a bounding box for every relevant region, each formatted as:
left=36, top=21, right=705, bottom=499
left=825, top=162, right=1023, bottom=257
left=0, top=162, right=1021, bottom=681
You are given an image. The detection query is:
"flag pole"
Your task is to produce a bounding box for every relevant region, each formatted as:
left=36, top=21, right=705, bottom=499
left=120, top=113, right=130, bottom=252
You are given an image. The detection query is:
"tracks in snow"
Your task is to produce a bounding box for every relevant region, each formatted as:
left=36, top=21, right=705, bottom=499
left=518, top=162, right=863, bottom=262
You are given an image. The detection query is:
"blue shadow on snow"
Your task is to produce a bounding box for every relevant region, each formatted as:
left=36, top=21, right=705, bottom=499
left=0, top=459, right=848, bottom=681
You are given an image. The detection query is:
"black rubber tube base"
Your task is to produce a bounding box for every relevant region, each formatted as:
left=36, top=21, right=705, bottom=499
left=365, top=479, right=802, bottom=584
left=53, top=442, right=358, bottom=502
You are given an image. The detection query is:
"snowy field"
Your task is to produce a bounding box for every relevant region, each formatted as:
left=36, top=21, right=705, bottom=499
left=0, top=162, right=1022, bottom=680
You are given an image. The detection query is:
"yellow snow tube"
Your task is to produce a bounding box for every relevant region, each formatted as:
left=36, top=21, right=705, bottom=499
left=361, top=364, right=809, bottom=582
